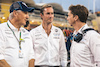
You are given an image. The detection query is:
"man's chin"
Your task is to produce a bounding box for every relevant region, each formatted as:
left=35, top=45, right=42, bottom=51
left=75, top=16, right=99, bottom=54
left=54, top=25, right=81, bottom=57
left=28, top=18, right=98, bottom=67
left=23, top=23, right=26, bottom=26
left=48, top=21, right=52, bottom=23
left=68, top=23, right=73, bottom=26
left=71, top=24, right=73, bottom=26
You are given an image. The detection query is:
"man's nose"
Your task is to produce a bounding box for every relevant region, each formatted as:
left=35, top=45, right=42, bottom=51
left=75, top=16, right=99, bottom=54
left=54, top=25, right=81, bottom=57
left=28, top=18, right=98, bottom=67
left=26, top=14, right=29, bottom=20
left=67, top=17, right=69, bottom=20
left=50, top=14, right=54, bottom=17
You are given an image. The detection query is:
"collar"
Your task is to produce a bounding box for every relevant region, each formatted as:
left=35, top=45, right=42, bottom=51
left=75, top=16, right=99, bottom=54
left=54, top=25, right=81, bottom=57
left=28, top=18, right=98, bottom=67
left=73, top=24, right=90, bottom=35
left=40, top=24, right=54, bottom=32
left=7, top=20, right=23, bottom=31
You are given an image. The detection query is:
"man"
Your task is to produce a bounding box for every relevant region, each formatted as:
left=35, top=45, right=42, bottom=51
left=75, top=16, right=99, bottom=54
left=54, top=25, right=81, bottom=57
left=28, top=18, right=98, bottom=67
left=0, top=1, right=35, bottom=67
left=30, top=4, right=67, bottom=67
left=67, top=4, right=100, bottom=67
left=24, top=20, right=31, bottom=31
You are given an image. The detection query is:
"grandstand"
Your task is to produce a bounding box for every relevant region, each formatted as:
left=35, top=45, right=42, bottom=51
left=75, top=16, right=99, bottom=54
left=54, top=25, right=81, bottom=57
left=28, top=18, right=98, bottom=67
left=0, top=0, right=97, bottom=30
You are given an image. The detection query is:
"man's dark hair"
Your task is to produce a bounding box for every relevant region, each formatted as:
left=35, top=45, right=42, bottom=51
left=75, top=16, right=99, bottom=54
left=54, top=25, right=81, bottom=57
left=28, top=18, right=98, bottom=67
left=40, top=4, right=53, bottom=15
left=68, top=4, right=89, bottom=23
left=24, top=21, right=29, bottom=27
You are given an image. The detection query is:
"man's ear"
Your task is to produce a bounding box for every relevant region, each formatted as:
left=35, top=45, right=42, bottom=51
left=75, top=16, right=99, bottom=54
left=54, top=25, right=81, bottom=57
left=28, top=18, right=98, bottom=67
left=13, top=10, right=18, bottom=17
left=40, top=13, right=42, bottom=17
left=74, top=15, right=78, bottom=21
left=40, top=13, right=43, bottom=19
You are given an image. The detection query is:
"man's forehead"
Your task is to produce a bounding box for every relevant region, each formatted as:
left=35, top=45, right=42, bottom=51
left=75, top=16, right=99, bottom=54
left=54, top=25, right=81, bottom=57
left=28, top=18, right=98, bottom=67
left=68, top=11, right=72, bottom=14
left=44, top=8, right=47, bottom=11
left=44, top=7, right=53, bottom=11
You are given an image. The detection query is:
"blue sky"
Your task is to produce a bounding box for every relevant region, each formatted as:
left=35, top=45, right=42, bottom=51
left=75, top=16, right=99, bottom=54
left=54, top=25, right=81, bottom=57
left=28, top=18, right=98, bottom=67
left=34, top=0, right=100, bottom=12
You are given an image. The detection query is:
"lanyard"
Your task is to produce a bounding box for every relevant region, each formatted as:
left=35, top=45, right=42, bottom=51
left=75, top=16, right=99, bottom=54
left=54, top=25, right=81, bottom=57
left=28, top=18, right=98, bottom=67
left=7, top=23, right=22, bottom=50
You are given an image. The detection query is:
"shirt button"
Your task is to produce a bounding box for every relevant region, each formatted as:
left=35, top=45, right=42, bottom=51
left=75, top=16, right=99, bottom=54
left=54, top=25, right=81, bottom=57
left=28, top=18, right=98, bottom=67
left=96, top=64, right=98, bottom=66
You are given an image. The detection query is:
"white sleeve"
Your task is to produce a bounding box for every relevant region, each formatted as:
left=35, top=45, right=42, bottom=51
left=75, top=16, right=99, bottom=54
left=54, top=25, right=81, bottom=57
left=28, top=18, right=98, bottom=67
left=59, top=30, right=68, bottom=67
left=29, top=30, right=35, bottom=60
left=28, top=33, right=35, bottom=60
left=30, top=29, right=35, bottom=45
left=89, top=32, right=100, bottom=65
left=0, top=29, right=5, bottom=60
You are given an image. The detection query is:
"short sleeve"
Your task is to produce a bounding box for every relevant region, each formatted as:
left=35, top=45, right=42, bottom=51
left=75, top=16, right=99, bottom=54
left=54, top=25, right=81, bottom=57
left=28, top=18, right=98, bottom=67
left=0, top=29, right=5, bottom=60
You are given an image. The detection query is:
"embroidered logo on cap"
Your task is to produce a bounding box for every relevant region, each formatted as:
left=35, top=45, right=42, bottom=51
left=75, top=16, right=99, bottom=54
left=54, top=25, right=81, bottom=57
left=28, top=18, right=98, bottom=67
left=22, top=2, right=27, bottom=7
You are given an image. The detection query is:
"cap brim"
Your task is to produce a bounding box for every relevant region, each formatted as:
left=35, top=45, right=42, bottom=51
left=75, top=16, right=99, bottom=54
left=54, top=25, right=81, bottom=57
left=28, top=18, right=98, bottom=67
left=22, top=7, right=34, bottom=12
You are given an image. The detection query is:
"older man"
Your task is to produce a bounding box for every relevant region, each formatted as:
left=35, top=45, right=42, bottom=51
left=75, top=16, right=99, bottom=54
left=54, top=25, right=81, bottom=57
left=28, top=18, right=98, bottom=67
left=0, top=1, right=35, bottom=67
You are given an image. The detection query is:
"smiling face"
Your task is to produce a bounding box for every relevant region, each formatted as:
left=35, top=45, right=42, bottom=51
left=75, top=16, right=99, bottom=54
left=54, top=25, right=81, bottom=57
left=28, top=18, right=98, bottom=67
left=40, top=7, right=54, bottom=24
left=15, top=10, right=29, bottom=26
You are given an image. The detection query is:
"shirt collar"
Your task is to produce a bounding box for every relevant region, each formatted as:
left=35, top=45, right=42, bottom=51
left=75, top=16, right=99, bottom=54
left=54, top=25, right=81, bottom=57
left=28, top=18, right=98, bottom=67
left=40, top=24, right=54, bottom=32
left=73, top=24, right=90, bottom=35
left=7, top=20, right=23, bottom=31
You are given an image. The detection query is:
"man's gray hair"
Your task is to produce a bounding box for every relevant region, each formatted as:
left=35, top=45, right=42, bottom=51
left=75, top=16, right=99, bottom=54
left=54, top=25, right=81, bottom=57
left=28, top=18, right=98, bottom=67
left=9, top=12, right=13, bottom=20
left=9, top=10, right=21, bottom=20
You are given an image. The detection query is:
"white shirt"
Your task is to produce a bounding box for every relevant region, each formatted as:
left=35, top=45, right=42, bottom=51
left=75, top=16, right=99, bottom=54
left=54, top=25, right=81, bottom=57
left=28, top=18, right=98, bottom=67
left=70, top=24, right=100, bottom=67
left=30, top=24, right=67, bottom=67
left=0, top=21, right=35, bottom=67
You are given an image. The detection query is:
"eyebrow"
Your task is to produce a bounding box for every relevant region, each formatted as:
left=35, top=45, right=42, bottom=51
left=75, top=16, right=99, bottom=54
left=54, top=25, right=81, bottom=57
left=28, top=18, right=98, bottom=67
left=46, top=12, right=54, bottom=14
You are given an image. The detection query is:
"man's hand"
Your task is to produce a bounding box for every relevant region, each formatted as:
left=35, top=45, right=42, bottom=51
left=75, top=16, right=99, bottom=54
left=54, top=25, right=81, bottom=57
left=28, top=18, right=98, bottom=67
left=0, top=59, right=10, bottom=67
left=29, top=59, right=35, bottom=67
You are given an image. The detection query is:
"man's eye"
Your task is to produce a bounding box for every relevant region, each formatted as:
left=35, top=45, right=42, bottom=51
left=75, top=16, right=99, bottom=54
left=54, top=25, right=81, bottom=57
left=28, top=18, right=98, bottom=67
left=47, top=13, right=50, bottom=14
left=47, top=13, right=54, bottom=15
left=51, top=13, right=54, bottom=14
left=24, top=12, right=28, bottom=14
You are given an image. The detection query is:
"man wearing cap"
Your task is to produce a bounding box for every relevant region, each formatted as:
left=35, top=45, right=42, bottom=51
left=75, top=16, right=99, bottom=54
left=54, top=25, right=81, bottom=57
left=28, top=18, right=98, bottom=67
left=0, top=1, right=35, bottom=67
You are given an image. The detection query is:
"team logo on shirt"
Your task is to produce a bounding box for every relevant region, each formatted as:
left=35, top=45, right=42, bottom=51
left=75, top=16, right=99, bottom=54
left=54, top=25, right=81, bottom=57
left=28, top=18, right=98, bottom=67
left=55, top=29, right=58, bottom=32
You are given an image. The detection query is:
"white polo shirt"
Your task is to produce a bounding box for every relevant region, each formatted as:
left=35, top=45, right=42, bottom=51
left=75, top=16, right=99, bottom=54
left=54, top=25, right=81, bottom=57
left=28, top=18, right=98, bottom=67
left=70, top=24, right=100, bottom=67
left=30, top=24, right=67, bottom=67
left=0, top=21, right=35, bottom=67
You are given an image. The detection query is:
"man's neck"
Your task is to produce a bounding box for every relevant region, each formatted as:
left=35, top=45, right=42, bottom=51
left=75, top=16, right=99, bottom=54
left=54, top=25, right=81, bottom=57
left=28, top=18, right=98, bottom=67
left=9, top=20, right=21, bottom=31
left=42, top=22, right=52, bottom=36
left=73, top=21, right=86, bottom=32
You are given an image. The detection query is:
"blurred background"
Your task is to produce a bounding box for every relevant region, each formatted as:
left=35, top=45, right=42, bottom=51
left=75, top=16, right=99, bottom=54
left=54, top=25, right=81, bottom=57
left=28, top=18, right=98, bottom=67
left=0, top=0, right=100, bottom=32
